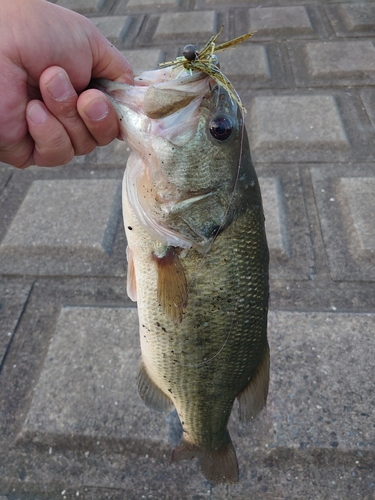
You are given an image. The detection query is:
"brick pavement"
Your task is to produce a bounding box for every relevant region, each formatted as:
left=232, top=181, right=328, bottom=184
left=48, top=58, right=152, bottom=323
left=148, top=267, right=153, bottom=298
left=1, top=0, right=374, bottom=498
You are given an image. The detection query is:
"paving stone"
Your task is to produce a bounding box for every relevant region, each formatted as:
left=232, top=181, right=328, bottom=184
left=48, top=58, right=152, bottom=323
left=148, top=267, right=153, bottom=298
left=0, top=179, right=122, bottom=276
left=0, top=164, right=13, bottom=193
left=259, top=177, right=289, bottom=260
left=152, top=11, right=217, bottom=43
left=116, top=0, right=180, bottom=13
left=257, top=167, right=314, bottom=281
left=56, top=0, right=107, bottom=14
left=289, top=41, right=375, bottom=87
left=121, top=49, right=164, bottom=73
left=339, top=178, right=375, bottom=257
left=326, top=3, right=375, bottom=37
left=248, top=95, right=350, bottom=163
left=248, top=6, right=314, bottom=37
left=19, top=307, right=167, bottom=448
left=81, top=139, right=130, bottom=167
left=361, top=88, right=375, bottom=134
left=16, top=308, right=375, bottom=497
left=217, top=44, right=270, bottom=84
left=0, top=281, right=32, bottom=368
left=311, top=166, right=375, bottom=281
left=269, top=310, right=375, bottom=451
left=90, top=16, right=130, bottom=44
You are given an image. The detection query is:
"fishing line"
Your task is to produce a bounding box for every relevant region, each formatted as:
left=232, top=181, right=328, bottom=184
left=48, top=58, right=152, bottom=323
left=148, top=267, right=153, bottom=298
left=182, top=78, right=246, bottom=304
left=175, top=77, right=246, bottom=369
left=171, top=298, right=239, bottom=368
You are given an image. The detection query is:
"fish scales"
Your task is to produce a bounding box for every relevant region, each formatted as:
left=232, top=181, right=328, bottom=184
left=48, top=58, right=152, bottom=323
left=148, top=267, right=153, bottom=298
left=94, top=60, right=269, bottom=483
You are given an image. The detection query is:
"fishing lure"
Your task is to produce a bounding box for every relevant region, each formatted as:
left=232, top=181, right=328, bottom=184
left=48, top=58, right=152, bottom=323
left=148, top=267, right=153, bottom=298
left=158, top=26, right=256, bottom=112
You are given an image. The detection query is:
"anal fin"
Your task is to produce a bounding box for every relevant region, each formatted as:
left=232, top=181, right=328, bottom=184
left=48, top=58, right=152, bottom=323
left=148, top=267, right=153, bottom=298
left=171, top=431, right=239, bottom=484
left=152, top=247, right=187, bottom=323
left=137, top=362, right=174, bottom=413
left=237, top=344, right=270, bottom=422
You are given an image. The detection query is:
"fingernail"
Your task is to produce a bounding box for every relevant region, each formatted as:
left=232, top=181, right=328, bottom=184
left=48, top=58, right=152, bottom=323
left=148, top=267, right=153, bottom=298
left=84, top=97, right=109, bottom=121
left=46, top=72, right=72, bottom=100
left=28, top=102, right=48, bottom=124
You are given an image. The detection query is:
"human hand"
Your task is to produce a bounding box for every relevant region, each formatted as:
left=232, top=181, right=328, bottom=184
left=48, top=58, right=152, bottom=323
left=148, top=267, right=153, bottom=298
left=0, top=0, right=133, bottom=168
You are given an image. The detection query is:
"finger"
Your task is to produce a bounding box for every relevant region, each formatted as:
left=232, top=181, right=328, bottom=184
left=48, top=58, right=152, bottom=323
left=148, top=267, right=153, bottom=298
left=88, top=23, right=134, bottom=84
left=0, top=134, right=34, bottom=169
left=77, top=89, right=121, bottom=146
left=26, top=100, right=75, bottom=167
left=39, top=66, right=97, bottom=156
left=0, top=63, right=34, bottom=168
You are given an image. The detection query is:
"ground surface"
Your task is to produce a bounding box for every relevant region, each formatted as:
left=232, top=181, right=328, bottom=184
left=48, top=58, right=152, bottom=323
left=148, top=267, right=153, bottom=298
left=0, top=0, right=374, bottom=498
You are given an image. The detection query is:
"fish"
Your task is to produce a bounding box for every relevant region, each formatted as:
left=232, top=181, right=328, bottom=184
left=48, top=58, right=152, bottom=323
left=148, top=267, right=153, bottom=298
left=94, top=54, right=269, bottom=483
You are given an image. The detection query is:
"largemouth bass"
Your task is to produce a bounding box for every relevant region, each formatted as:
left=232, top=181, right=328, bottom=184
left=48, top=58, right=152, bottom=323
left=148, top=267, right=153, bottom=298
left=95, top=58, right=269, bottom=483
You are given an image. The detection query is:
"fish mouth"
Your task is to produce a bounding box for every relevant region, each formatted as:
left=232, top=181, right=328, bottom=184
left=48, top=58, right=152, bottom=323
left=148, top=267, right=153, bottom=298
left=90, top=70, right=213, bottom=120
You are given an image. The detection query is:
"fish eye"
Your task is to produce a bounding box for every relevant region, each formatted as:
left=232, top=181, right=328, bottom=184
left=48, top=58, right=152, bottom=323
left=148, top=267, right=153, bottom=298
left=209, top=116, right=233, bottom=141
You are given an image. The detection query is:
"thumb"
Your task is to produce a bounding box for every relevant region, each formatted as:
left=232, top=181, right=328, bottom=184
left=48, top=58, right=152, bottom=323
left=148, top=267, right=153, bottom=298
left=89, top=24, right=134, bottom=84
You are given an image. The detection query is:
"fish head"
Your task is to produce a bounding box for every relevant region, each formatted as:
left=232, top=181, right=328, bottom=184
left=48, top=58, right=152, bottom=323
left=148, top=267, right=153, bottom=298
left=94, top=67, right=257, bottom=249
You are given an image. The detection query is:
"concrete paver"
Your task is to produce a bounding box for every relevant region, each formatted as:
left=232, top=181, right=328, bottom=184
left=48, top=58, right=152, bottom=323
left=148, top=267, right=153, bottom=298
left=311, top=165, right=375, bottom=281
left=152, top=11, right=217, bottom=43
left=248, top=95, right=350, bottom=162
left=1, top=0, right=374, bottom=498
left=325, top=3, right=375, bottom=37
left=56, top=0, right=108, bottom=14
left=290, top=40, right=375, bottom=87
left=248, top=6, right=314, bottom=37
left=0, top=179, right=122, bottom=276
left=90, top=16, right=131, bottom=44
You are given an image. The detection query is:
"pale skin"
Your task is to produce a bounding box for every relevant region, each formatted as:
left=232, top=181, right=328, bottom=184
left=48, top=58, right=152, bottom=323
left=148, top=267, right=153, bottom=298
left=0, top=0, right=134, bottom=168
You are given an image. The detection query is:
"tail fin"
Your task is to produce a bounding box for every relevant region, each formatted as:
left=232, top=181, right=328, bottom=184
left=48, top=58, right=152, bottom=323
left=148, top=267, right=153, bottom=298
left=171, top=433, right=239, bottom=484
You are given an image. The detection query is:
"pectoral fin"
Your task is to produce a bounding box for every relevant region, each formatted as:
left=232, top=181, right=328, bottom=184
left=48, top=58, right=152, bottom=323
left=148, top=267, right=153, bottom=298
left=152, top=247, right=188, bottom=323
left=137, top=362, right=174, bottom=413
left=237, top=344, right=270, bottom=422
left=126, top=246, right=137, bottom=301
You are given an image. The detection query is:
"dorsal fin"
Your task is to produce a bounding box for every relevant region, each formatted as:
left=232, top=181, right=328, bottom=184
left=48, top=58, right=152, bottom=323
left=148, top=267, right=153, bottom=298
left=152, top=247, right=188, bottom=323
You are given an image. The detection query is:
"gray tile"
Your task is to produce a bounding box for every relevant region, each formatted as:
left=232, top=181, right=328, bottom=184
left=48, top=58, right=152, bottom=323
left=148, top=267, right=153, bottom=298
left=20, top=307, right=166, bottom=448
left=121, top=49, right=164, bottom=74
left=0, top=164, right=13, bottom=194
left=0, top=281, right=32, bottom=367
left=311, top=165, right=375, bottom=281
left=81, top=138, right=130, bottom=166
left=116, top=0, right=180, bottom=12
left=260, top=177, right=289, bottom=260
left=0, top=179, right=123, bottom=276
left=248, top=95, right=350, bottom=163
left=326, top=3, right=375, bottom=37
left=90, top=16, right=130, bottom=44
left=218, top=44, right=270, bottom=83
left=56, top=0, right=107, bottom=14
left=289, top=41, right=375, bottom=87
left=152, top=11, right=217, bottom=43
left=269, top=310, right=375, bottom=451
left=361, top=88, right=375, bottom=134
left=248, top=6, right=314, bottom=37
left=257, top=168, right=315, bottom=281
